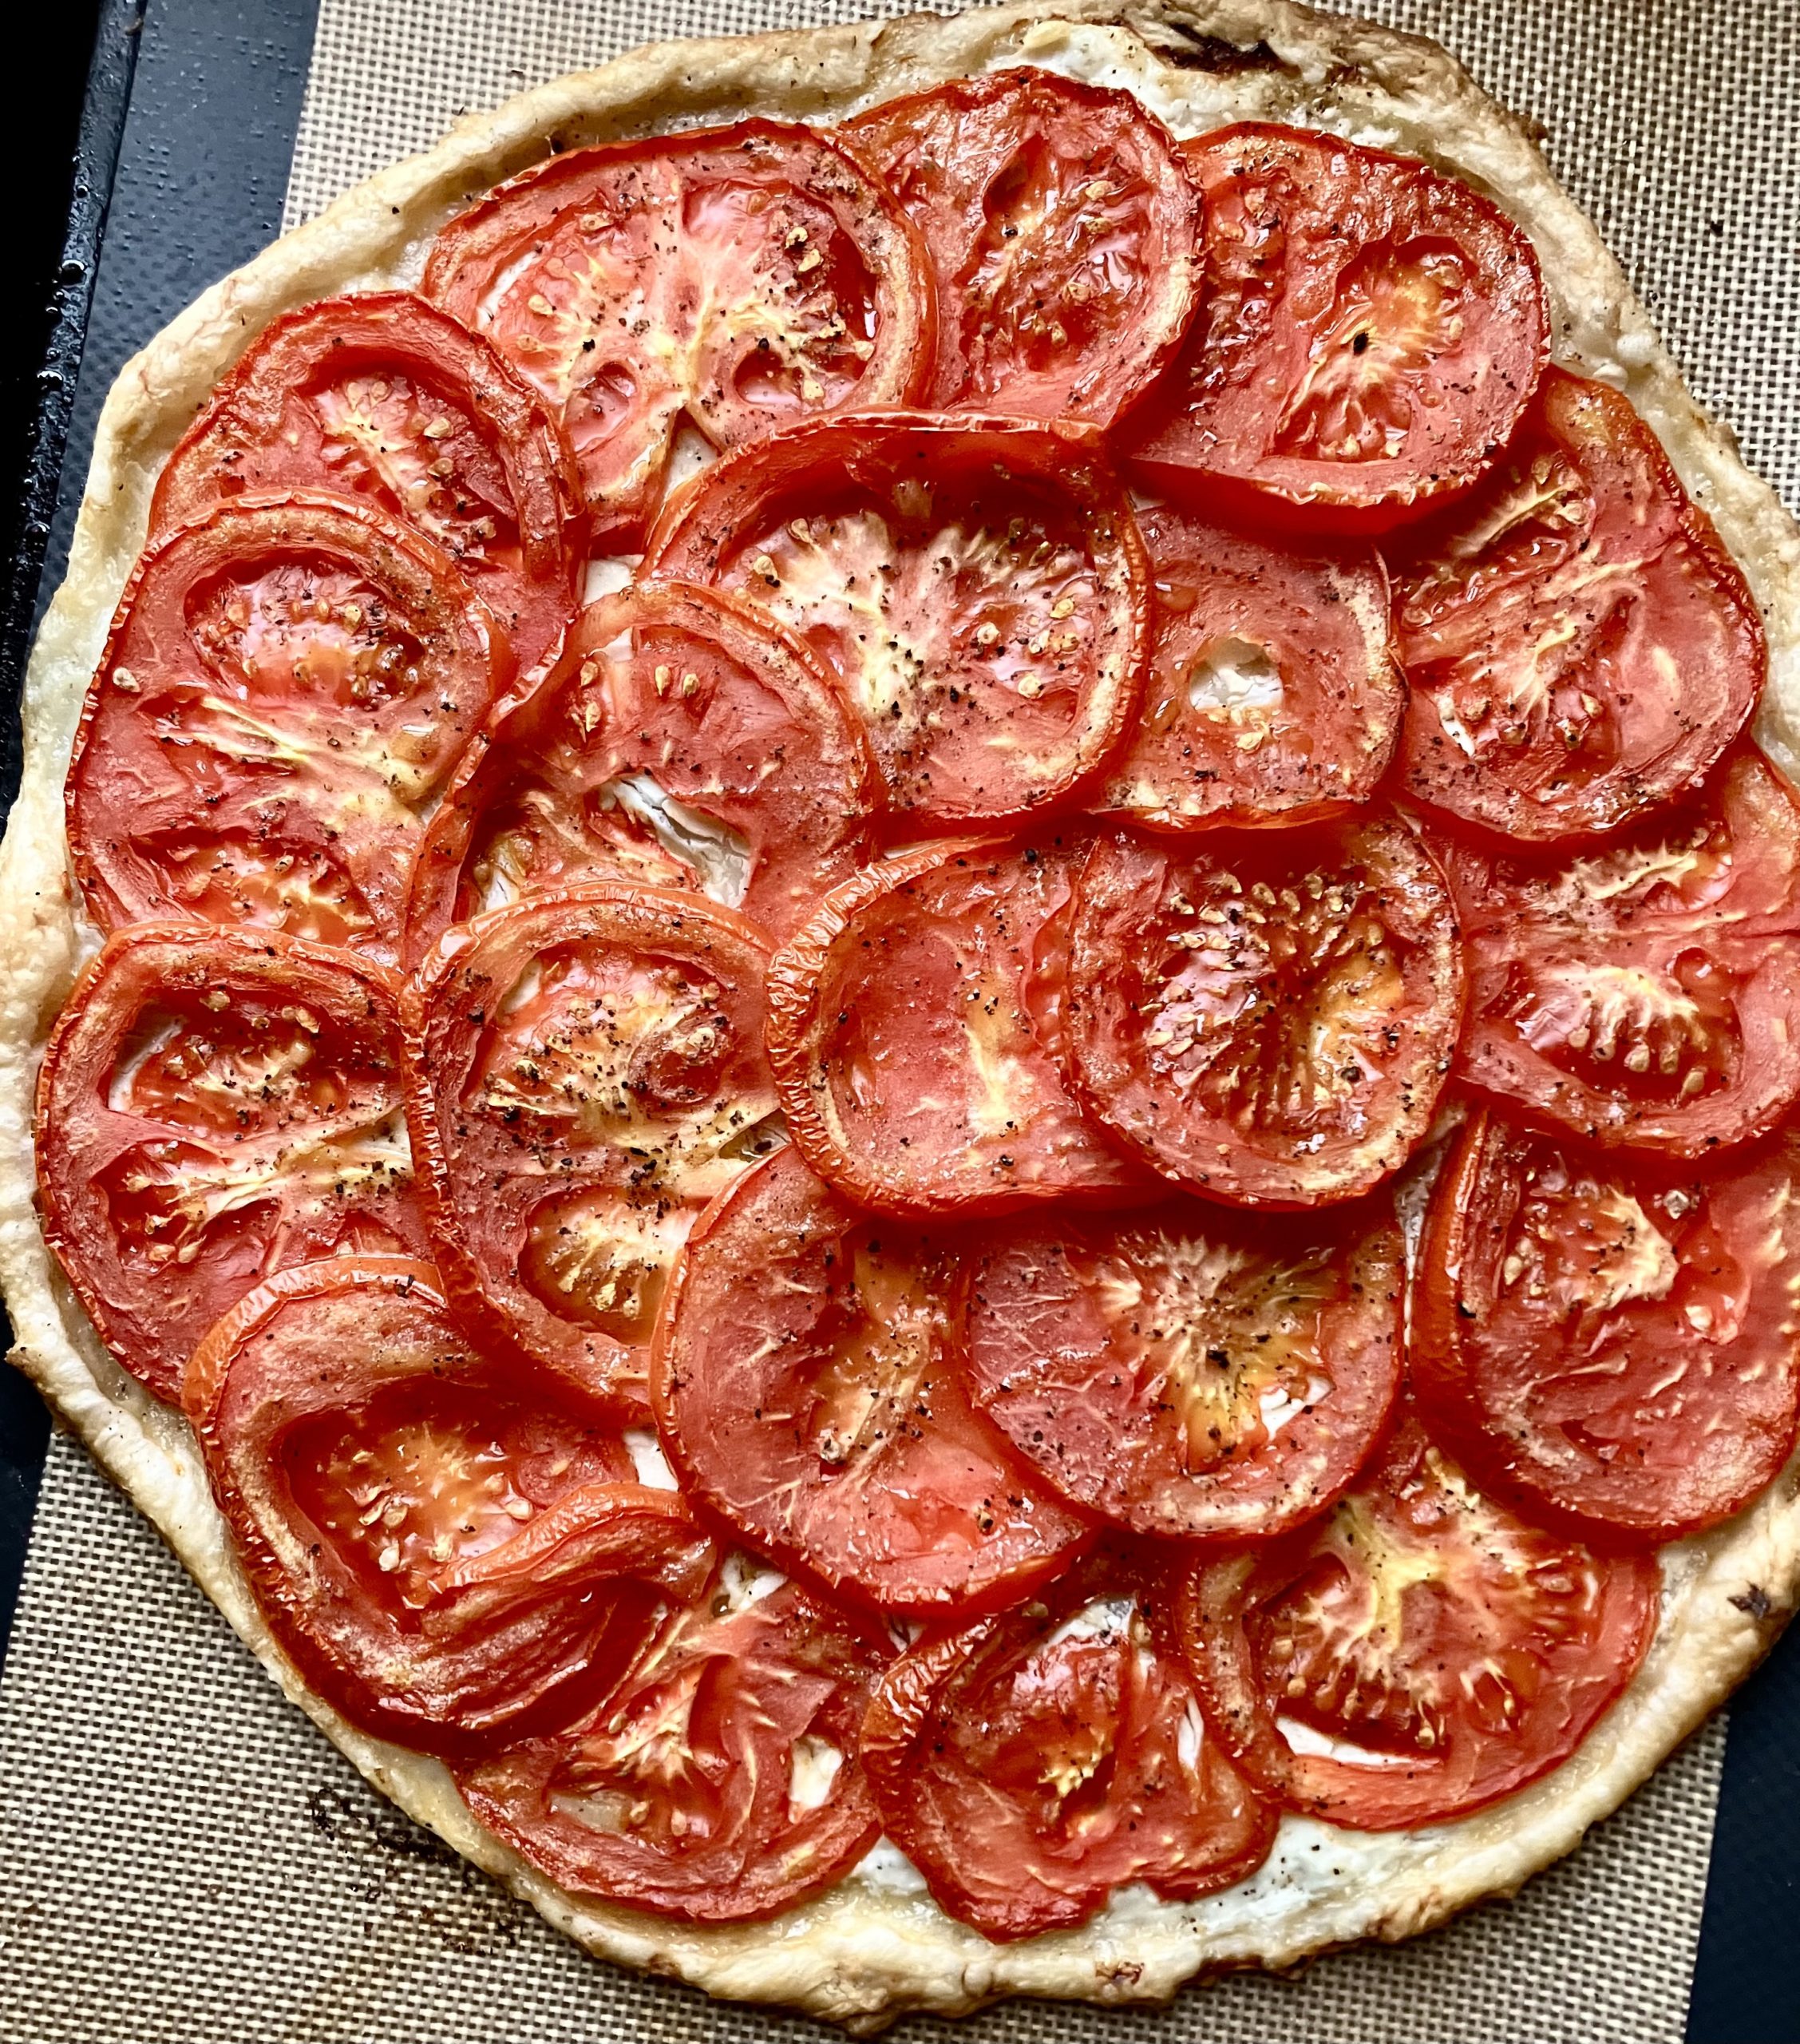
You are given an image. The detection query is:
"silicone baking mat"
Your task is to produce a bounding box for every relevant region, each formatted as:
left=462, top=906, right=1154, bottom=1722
left=3, top=2, right=1797, bottom=2038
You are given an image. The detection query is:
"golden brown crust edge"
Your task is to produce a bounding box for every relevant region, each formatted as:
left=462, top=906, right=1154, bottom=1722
left=2, top=2, right=1798, bottom=2026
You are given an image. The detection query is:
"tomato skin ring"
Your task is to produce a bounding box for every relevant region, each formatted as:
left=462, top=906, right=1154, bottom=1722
left=1391, top=369, right=1765, bottom=845
left=1125, top=122, right=1549, bottom=534
left=861, top=1554, right=1277, bottom=1939
left=1438, top=748, right=1800, bottom=1158
left=651, top=1144, right=1093, bottom=1618
left=961, top=1198, right=1405, bottom=1542
left=840, top=65, right=1204, bottom=426
left=35, top=922, right=429, bottom=1404
left=1096, top=504, right=1403, bottom=835
left=147, top=289, right=586, bottom=674
left=403, top=578, right=882, bottom=967
left=183, top=1254, right=704, bottom=1762
left=457, top=1557, right=889, bottom=1922
left=65, top=490, right=508, bottom=968
left=765, top=834, right=1153, bottom=1218
left=643, top=409, right=1152, bottom=830
left=1411, top=1107, right=1800, bottom=1541
left=765, top=835, right=991, bottom=1219
left=1173, top=1416, right=1661, bottom=1831
left=1064, top=816, right=1466, bottom=1209
left=423, top=119, right=937, bottom=546
left=402, top=881, right=777, bottom=1411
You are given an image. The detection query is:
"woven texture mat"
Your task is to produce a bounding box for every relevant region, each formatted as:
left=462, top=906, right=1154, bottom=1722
left=0, top=1441, right=1735, bottom=2043
left=4, top=2, right=1797, bottom=2038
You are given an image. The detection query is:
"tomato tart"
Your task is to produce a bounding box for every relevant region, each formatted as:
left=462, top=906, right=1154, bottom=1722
left=6, top=1, right=1800, bottom=2026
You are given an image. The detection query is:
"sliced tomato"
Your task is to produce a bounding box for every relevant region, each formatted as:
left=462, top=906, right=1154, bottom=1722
left=35, top=925, right=430, bottom=1404
left=1175, top=1409, right=1659, bottom=1828
left=651, top=1145, right=1090, bottom=1615
left=1440, top=747, right=1800, bottom=1154
left=404, top=884, right=777, bottom=1408
left=963, top=1198, right=1402, bottom=1539
left=1414, top=1107, right=1800, bottom=1539
left=459, top=1553, right=888, bottom=1921
left=405, top=582, right=880, bottom=962
left=1098, top=502, right=1402, bottom=830
left=422, top=121, right=933, bottom=542
left=644, top=411, right=1149, bottom=826
left=841, top=66, right=1201, bottom=424
left=862, top=1551, right=1274, bottom=1939
left=1391, top=369, right=1762, bottom=841
left=766, top=835, right=1150, bottom=1217
left=1125, top=123, right=1548, bottom=532
left=184, top=1256, right=709, bottom=1759
left=66, top=495, right=505, bottom=966
left=148, top=291, right=584, bottom=671
left=1066, top=815, right=1463, bottom=1206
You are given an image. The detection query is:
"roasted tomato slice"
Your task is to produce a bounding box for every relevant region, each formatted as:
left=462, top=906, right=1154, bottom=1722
left=36, top=925, right=429, bottom=1404
left=406, top=582, right=879, bottom=962
left=1125, top=123, right=1548, bottom=532
left=1391, top=369, right=1763, bottom=841
left=645, top=412, right=1149, bottom=826
left=1175, top=1409, right=1659, bottom=1828
left=963, top=1198, right=1402, bottom=1539
left=766, top=836, right=1149, bottom=1217
left=66, top=496, right=504, bottom=965
left=459, top=1552, right=888, bottom=1922
left=841, top=67, right=1201, bottom=424
left=652, top=1146, right=1090, bottom=1615
left=1442, top=747, right=1800, bottom=1154
left=184, top=1256, right=710, bottom=1759
left=1098, top=502, right=1402, bottom=830
left=862, top=1552, right=1275, bottom=1939
left=405, top=884, right=778, bottom=1407
left=148, top=291, right=584, bottom=671
left=422, top=121, right=932, bottom=542
left=1414, top=1107, right=1800, bottom=1539
left=1066, top=816, right=1463, bottom=1206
